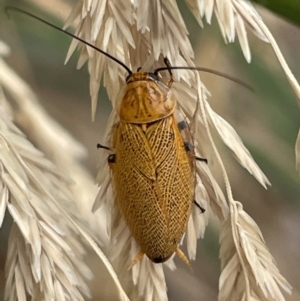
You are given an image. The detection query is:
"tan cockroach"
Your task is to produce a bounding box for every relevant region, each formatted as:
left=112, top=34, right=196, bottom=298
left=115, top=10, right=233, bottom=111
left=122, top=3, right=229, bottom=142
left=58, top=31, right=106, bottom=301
left=6, top=7, right=252, bottom=267
left=101, top=63, right=250, bottom=266
left=108, top=63, right=199, bottom=266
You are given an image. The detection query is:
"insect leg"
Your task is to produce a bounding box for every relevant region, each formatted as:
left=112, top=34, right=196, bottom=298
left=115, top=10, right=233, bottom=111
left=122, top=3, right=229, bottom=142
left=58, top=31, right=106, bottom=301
left=194, top=200, right=205, bottom=213
left=184, top=141, right=194, bottom=152
left=163, top=57, right=174, bottom=88
left=128, top=250, right=144, bottom=270
left=184, top=141, right=207, bottom=163
left=176, top=248, right=192, bottom=270
left=177, top=120, right=208, bottom=163
left=97, top=143, right=116, bottom=164
left=196, top=156, right=208, bottom=164
left=97, top=143, right=110, bottom=150
left=184, top=141, right=208, bottom=163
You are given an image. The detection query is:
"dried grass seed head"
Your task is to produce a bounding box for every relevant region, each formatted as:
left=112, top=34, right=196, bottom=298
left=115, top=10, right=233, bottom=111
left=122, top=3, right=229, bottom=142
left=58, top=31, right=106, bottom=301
left=0, top=94, right=92, bottom=301
left=63, top=1, right=300, bottom=301
left=0, top=47, right=127, bottom=301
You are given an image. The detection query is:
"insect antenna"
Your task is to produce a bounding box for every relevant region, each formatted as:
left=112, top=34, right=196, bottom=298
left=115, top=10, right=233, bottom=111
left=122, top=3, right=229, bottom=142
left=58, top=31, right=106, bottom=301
left=5, top=6, right=133, bottom=75
left=97, top=143, right=110, bottom=151
left=154, top=58, right=254, bottom=91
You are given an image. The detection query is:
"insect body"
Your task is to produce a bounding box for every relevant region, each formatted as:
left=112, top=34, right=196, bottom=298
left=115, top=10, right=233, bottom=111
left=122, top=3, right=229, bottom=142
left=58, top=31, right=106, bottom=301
left=109, top=72, right=195, bottom=264
left=5, top=5, right=199, bottom=267
left=7, top=5, right=252, bottom=267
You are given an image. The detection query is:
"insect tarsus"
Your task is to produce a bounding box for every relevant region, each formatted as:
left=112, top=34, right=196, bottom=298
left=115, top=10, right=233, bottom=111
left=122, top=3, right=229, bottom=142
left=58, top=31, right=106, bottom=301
left=194, top=200, right=205, bottom=213
left=97, top=143, right=110, bottom=150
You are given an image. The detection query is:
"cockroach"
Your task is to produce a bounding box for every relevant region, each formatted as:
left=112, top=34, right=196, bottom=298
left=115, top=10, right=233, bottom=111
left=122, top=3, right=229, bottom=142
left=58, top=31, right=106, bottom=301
left=109, top=64, right=196, bottom=265
left=6, top=6, right=252, bottom=267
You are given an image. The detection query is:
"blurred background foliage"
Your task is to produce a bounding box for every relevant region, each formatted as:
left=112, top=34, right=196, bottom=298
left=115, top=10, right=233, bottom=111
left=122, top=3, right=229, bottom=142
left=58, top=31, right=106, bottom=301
left=251, top=0, right=300, bottom=27
left=0, top=0, right=299, bottom=300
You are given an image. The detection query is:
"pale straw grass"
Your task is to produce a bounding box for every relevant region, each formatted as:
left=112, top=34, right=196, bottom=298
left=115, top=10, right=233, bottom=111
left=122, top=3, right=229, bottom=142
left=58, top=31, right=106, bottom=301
left=63, top=0, right=300, bottom=301
left=14, top=0, right=109, bottom=239
left=219, top=202, right=292, bottom=301
left=0, top=70, right=92, bottom=300
left=3, top=0, right=299, bottom=300
left=66, top=0, right=300, bottom=300
left=0, top=45, right=130, bottom=300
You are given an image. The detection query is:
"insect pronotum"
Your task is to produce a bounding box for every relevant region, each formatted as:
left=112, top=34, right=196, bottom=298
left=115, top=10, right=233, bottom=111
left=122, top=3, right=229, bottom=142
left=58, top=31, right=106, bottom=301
left=6, top=6, right=252, bottom=267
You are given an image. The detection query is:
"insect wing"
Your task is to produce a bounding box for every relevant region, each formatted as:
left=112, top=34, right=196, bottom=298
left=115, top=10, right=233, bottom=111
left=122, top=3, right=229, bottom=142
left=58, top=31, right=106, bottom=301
left=113, top=122, right=156, bottom=179
left=111, top=116, right=195, bottom=262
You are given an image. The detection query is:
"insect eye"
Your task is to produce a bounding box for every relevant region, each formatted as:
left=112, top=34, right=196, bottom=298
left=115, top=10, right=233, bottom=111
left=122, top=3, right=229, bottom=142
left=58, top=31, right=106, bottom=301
left=149, top=73, right=159, bottom=81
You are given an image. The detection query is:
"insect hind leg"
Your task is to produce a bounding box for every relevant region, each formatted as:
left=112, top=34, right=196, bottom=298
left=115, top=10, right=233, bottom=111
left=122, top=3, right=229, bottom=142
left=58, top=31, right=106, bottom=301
left=183, top=141, right=208, bottom=164
left=128, top=250, right=144, bottom=270
left=177, top=120, right=208, bottom=163
left=196, top=156, right=208, bottom=164
left=176, top=248, right=192, bottom=270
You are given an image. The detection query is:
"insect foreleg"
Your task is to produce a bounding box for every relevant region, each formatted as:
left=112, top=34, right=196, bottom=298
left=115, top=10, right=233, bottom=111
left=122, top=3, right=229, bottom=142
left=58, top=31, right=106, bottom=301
left=97, top=143, right=116, bottom=164
left=97, top=143, right=110, bottom=150
left=194, top=200, right=205, bottom=213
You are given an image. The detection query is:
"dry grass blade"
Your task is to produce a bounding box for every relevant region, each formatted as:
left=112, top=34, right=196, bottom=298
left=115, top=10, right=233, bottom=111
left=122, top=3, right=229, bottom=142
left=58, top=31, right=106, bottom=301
left=0, top=108, right=92, bottom=301
left=206, top=105, right=271, bottom=188
left=184, top=0, right=268, bottom=62
left=184, top=0, right=300, bottom=106
left=254, top=19, right=300, bottom=104
left=219, top=202, right=292, bottom=301
left=0, top=57, right=100, bottom=218
left=186, top=179, right=209, bottom=260
left=0, top=52, right=130, bottom=300
left=64, top=0, right=298, bottom=300
left=64, top=0, right=195, bottom=119
left=196, top=162, right=228, bottom=221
